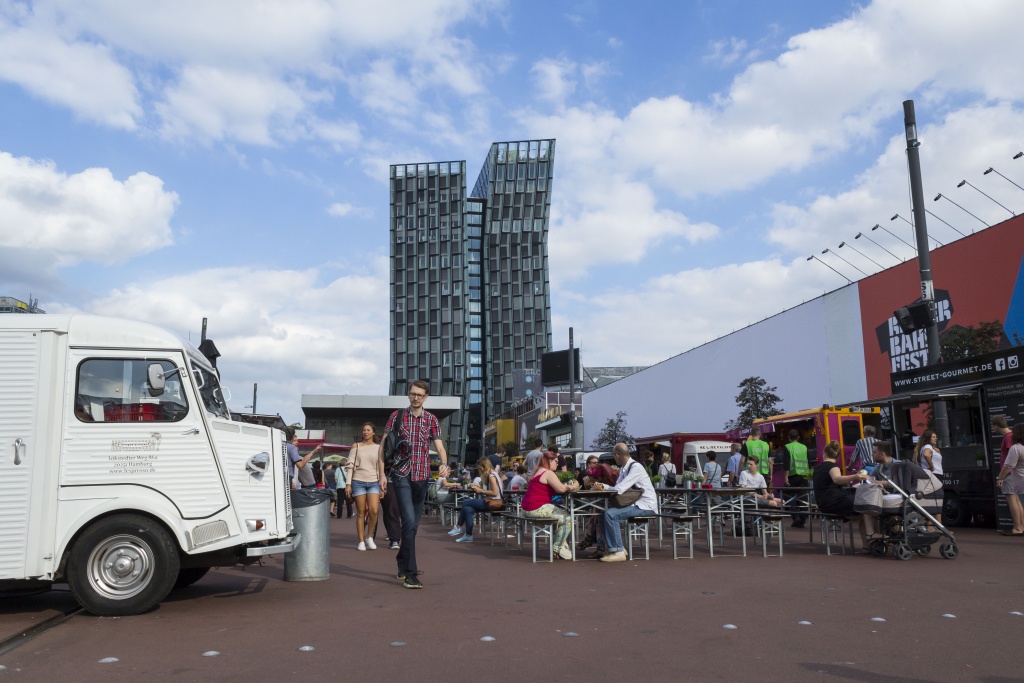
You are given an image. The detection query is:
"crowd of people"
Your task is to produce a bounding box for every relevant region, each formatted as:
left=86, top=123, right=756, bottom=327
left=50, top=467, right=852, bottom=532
left=284, top=390, right=1024, bottom=583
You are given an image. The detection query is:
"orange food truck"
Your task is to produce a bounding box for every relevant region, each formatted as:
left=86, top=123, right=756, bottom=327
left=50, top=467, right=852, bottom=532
left=752, top=406, right=881, bottom=487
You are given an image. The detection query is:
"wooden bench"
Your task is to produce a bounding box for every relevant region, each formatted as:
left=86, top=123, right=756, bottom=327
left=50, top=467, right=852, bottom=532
left=625, top=516, right=657, bottom=560
left=803, top=511, right=857, bottom=555
left=656, top=513, right=700, bottom=559
left=749, top=512, right=790, bottom=557
left=501, top=513, right=560, bottom=562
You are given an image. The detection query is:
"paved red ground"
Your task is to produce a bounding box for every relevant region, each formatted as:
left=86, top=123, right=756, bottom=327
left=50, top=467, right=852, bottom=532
left=2, top=515, right=1022, bottom=682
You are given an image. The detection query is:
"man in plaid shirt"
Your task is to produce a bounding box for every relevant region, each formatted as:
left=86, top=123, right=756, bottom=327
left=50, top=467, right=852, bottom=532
left=386, top=379, right=448, bottom=589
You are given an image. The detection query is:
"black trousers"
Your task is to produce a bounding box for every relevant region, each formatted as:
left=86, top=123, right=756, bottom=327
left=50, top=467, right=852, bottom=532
left=786, top=474, right=808, bottom=525
left=379, top=486, right=402, bottom=542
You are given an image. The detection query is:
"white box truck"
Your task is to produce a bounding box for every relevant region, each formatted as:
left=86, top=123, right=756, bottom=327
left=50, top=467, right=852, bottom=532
left=0, top=314, right=298, bottom=615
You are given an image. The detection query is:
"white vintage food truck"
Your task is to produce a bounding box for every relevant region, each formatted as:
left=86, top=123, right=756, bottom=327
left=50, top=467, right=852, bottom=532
left=0, top=314, right=297, bottom=615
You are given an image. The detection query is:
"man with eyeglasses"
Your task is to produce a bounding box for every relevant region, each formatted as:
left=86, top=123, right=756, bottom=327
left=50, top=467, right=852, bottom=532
left=386, top=379, right=447, bottom=589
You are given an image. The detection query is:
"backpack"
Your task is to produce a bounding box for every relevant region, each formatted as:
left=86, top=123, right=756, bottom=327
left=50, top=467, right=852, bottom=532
left=382, top=409, right=408, bottom=474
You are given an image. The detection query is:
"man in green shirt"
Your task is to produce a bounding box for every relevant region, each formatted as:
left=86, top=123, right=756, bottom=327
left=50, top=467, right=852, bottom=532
left=782, top=429, right=811, bottom=528
left=739, top=427, right=771, bottom=483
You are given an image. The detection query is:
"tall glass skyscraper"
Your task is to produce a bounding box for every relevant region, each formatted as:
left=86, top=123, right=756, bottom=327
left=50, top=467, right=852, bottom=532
left=389, top=139, right=555, bottom=462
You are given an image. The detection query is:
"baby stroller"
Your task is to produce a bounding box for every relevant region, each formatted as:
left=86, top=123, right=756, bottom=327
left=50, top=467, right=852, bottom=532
left=864, top=461, right=958, bottom=561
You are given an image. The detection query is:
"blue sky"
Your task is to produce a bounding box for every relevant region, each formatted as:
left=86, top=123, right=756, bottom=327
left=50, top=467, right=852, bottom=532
left=2, top=0, right=1024, bottom=425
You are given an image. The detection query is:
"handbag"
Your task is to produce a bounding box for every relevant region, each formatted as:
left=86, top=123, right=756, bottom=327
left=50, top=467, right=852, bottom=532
left=853, top=481, right=883, bottom=516
left=610, top=486, right=643, bottom=508
left=609, top=461, right=644, bottom=508
left=381, top=409, right=408, bottom=473
left=484, top=474, right=505, bottom=511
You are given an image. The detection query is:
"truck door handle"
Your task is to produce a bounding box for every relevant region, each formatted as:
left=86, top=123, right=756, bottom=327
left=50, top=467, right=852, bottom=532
left=181, top=427, right=200, bottom=436
left=13, top=438, right=25, bottom=465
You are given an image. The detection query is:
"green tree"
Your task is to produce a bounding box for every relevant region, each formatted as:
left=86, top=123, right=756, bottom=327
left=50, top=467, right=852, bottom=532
left=940, top=321, right=1004, bottom=362
left=500, top=440, right=521, bottom=459
left=591, top=410, right=635, bottom=450
left=724, top=376, right=784, bottom=430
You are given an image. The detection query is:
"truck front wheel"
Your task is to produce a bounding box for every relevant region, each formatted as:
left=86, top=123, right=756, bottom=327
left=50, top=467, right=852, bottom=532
left=67, top=514, right=180, bottom=616
left=942, top=493, right=965, bottom=527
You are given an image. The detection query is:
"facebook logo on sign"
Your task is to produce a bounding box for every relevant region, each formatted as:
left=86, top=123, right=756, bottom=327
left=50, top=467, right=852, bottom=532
left=997, top=359, right=1006, bottom=371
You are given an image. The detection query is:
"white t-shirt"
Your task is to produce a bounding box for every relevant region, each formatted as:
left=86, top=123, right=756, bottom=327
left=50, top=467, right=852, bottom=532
left=509, top=474, right=528, bottom=490
left=920, top=445, right=943, bottom=475
left=738, top=470, right=767, bottom=489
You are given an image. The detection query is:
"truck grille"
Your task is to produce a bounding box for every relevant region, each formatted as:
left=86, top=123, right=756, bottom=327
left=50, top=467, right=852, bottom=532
left=281, top=440, right=293, bottom=530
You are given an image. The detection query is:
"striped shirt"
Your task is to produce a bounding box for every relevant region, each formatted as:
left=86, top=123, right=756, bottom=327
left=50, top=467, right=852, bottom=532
left=386, top=408, right=440, bottom=481
left=851, top=437, right=877, bottom=471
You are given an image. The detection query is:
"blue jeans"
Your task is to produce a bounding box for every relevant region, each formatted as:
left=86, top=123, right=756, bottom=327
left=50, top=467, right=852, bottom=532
left=458, top=498, right=489, bottom=535
left=391, top=474, right=428, bottom=575
left=602, top=504, right=646, bottom=553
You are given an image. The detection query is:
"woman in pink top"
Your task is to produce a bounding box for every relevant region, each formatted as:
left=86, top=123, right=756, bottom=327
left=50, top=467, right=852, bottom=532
left=521, top=452, right=579, bottom=560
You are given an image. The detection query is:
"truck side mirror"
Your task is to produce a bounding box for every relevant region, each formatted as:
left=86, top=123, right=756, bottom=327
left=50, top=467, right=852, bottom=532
left=148, top=363, right=166, bottom=395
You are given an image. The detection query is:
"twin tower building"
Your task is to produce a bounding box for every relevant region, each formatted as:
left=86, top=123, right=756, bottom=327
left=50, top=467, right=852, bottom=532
left=389, top=139, right=555, bottom=462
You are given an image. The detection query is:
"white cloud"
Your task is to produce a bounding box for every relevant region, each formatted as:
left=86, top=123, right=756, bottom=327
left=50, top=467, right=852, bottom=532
left=46, top=260, right=392, bottom=424
left=0, top=151, right=177, bottom=271
left=156, top=66, right=313, bottom=145
left=518, top=0, right=1024, bottom=280
left=0, top=0, right=496, bottom=147
left=0, top=21, right=141, bottom=129
left=563, top=256, right=839, bottom=367
left=326, top=202, right=372, bottom=219
left=530, top=56, right=577, bottom=106
left=768, top=102, right=1024, bottom=264
left=702, top=37, right=749, bottom=67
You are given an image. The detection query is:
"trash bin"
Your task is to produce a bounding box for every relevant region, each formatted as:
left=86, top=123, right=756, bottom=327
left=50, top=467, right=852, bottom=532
left=284, top=488, right=332, bottom=581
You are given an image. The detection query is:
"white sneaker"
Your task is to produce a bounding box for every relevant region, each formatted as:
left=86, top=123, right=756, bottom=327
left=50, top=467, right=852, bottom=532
left=557, top=545, right=573, bottom=560
left=599, top=550, right=627, bottom=563
left=455, top=535, right=474, bottom=543
left=447, top=527, right=463, bottom=536
left=357, top=541, right=366, bottom=551
left=366, top=538, right=377, bottom=550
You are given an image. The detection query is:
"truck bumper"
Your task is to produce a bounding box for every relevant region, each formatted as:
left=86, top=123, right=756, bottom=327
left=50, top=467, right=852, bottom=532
left=246, top=532, right=301, bottom=557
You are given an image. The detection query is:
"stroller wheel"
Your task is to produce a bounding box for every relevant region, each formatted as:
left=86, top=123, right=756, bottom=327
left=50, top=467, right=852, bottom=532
left=914, top=545, right=932, bottom=557
left=893, top=542, right=913, bottom=561
left=869, top=540, right=887, bottom=557
left=939, top=543, right=959, bottom=560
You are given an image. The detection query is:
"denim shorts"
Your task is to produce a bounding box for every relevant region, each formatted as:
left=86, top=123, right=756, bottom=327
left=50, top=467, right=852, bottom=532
left=350, top=479, right=380, bottom=496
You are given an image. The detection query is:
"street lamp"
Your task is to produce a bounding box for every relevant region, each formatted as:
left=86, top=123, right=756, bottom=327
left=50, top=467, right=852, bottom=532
left=806, top=254, right=852, bottom=283
left=822, top=248, right=866, bottom=277
left=892, top=213, right=943, bottom=247
left=934, top=193, right=988, bottom=228
left=983, top=167, right=1024, bottom=194
left=924, top=208, right=967, bottom=237
left=838, top=240, right=883, bottom=270
left=871, top=223, right=915, bottom=251
left=855, top=231, right=902, bottom=263
left=957, top=179, right=1014, bottom=216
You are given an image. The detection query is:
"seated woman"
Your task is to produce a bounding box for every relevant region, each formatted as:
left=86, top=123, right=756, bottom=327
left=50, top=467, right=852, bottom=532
left=738, top=455, right=782, bottom=507
left=812, top=440, right=869, bottom=514
left=449, top=458, right=504, bottom=544
left=433, top=463, right=458, bottom=506
left=813, top=440, right=870, bottom=548
left=521, top=452, right=580, bottom=560
left=577, top=455, right=618, bottom=558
